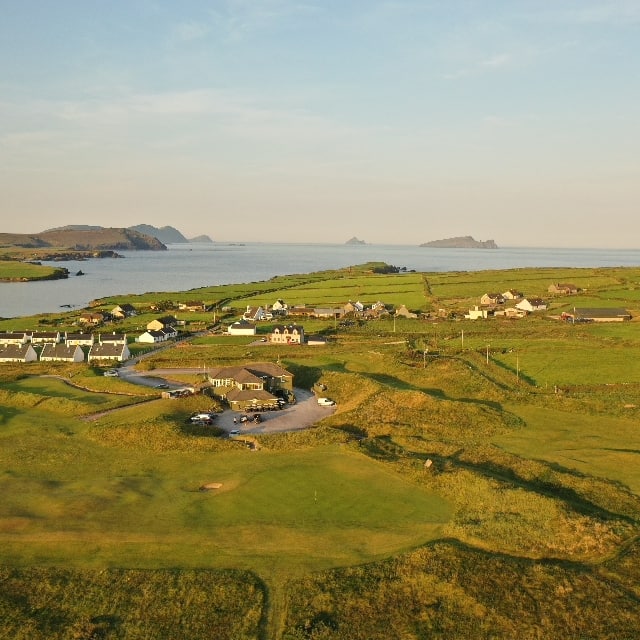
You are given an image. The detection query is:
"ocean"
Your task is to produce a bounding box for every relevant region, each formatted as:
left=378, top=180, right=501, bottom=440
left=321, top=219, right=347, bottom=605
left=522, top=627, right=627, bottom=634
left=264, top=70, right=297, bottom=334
left=1, top=242, right=639, bottom=319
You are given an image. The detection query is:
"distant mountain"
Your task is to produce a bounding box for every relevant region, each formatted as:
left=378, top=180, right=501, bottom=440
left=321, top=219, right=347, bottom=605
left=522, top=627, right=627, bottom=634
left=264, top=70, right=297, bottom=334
left=43, top=224, right=206, bottom=245
left=346, top=237, right=366, bottom=245
left=129, top=224, right=188, bottom=244
left=420, top=236, right=498, bottom=249
left=43, top=225, right=104, bottom=233
left=189, top=235, right=214, bottom=243
left=4, top=227, right=166, bottom=251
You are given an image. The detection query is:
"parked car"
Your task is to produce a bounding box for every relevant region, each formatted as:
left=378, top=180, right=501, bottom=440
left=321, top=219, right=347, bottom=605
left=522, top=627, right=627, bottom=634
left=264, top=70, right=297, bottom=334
left=191, top=412, right=215, bottom=422
left=229, top=429, right=240, bottom=436
left=103, top=369, right=119, bottom=377
left=317, top=397, right=336, bottom=406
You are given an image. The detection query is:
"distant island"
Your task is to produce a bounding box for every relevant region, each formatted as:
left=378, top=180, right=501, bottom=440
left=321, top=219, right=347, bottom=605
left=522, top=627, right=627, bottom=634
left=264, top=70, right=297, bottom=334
left=345, top=237, right=366, bottom=245
left=420, top=236, right=498, bottom=249
left=188, top=234, right=214, bottom=244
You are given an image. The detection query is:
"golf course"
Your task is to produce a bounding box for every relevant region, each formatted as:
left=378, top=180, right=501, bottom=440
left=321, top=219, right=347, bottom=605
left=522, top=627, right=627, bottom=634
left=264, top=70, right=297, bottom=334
left=1, top=262, right=640, bottom=639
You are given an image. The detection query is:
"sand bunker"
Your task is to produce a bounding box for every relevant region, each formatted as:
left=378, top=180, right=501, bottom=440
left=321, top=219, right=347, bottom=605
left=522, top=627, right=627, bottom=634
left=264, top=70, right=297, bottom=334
left=199, top=482, right=223, bottom=491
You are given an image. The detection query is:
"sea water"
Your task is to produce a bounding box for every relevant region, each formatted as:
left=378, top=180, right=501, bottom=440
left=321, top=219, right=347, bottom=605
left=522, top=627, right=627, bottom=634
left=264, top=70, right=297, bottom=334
left=1, top=243, right=639, bottom=319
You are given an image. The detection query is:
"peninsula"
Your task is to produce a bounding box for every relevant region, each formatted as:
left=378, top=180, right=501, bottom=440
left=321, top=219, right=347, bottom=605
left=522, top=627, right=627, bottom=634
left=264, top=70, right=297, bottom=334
left=420, top=235, right=498, bottom=249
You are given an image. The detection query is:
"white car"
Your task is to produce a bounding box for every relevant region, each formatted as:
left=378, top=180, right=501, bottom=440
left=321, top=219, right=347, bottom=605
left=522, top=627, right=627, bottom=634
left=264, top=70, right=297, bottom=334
left=317, top=397, right=336, bottom=406
left=103, top=370, right=119, bottom=377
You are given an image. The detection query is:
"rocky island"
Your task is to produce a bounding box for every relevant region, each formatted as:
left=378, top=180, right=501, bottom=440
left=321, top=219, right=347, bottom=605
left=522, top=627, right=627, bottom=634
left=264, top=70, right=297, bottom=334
left=345, top=237, right=366, bottom=245
left=420, top=236, right=498, bottom=249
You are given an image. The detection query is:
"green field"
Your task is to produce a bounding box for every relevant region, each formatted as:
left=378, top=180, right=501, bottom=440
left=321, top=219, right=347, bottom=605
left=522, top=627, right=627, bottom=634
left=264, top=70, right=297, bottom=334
left=2, top=263, right=640, bottom=638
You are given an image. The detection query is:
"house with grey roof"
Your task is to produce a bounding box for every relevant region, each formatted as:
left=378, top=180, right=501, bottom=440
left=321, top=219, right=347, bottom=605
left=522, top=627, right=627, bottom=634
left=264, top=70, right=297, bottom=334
left=0, top=344, right=38, bottom=363
left=40, top=343, right=85, bottom=363
left=65, top=332, right=95, bottom=347
left=206, top=362, right=293, bottom=411
left=0, top=332, right=29, bottom=346
left=88, top=342, right=131, bottom=362
left=568, top=308, right=631, bottom=323
left=515, top=297, right=547, bottom=312
left=228, top=320, right=256, bottom=336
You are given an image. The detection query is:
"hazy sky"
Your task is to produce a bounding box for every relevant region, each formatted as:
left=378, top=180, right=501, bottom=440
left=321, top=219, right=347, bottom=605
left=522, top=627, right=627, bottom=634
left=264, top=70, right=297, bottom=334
left=1, top=1, right=638, bottom=247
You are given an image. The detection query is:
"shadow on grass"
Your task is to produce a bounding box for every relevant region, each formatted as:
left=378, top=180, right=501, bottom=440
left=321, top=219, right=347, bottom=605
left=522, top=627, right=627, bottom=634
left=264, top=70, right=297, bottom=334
left=409, top=444, right=640, bottom=524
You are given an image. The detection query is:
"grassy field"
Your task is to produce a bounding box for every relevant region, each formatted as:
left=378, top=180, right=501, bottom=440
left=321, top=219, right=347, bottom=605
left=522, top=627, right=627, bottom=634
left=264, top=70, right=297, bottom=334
left=2, top=263, right=640, bottom=638
left=0, top=378, right=451, bottom=574
left=0, top=260, right=65, bottom=281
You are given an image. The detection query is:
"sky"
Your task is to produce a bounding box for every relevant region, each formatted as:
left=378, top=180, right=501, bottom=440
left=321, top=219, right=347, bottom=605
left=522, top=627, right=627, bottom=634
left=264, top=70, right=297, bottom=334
left=1, top=1, right=639, bottom=247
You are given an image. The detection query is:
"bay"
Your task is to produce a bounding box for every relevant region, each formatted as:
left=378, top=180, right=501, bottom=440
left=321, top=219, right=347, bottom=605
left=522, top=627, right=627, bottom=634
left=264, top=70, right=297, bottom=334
left=1, top=242, right=639, bottom=319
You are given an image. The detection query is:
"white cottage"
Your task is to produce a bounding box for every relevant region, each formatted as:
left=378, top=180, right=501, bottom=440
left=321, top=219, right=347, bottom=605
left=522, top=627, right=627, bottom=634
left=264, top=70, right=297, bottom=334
left=0, top=344, right=38, bottom=362
left=40, top=344, right=85, bottom=363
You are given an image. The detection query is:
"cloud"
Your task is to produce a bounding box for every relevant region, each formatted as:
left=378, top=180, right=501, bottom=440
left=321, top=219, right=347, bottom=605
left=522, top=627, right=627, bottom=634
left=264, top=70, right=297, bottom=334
left=209, top=0, right=320, bottom=41
left=171, top=21, right=210, bottom=43
left=480, top=53, right=511, bottom=68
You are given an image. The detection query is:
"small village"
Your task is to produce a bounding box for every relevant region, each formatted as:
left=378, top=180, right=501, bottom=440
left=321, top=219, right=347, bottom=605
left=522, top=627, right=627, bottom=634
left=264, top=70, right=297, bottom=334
left=0, top=280, right=632, bottom=366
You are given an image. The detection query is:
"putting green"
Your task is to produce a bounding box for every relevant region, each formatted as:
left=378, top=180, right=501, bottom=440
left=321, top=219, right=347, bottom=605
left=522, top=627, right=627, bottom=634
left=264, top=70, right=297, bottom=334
left=0, top=441, right=451, bottom=574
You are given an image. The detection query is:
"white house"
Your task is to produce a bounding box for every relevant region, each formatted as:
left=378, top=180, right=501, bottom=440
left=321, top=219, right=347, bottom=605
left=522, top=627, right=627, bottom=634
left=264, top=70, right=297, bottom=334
left=97, top=333, right=127, bottom=345
left=30, top=331, right=62, bottom=345
left=228, top=320, right=257, bottom=336
left=516, top=297, right=547, bottom=312
left=40, top=343, right=85, bottom=363
left=65, top=332, right=95, bottom=347
left=271, top=299, right=288, bottom=315
left=269, top=324, right=305, bottom=345
left=88, top=342, right=131, bottom=362
left=0, top=344, right=38, bottom=362
left=0, top=332, right=29, bottom=346
left=243, top=306, right=266, bottom=321
left=464, top=306, right=488, bottom=320
left=137, top=330, right=167, bottom=344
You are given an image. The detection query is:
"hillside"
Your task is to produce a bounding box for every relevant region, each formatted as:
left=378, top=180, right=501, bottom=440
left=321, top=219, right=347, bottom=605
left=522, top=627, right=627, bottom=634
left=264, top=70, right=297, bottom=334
left=129, top=224, right=188, bottom=244
left=0, top=228, right=166, bottom=251
left=42, top=224, right=213, bottom=245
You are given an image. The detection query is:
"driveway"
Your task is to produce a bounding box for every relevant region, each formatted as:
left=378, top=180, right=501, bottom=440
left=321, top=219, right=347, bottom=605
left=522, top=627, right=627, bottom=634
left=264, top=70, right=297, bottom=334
left=214, top=388, right=336, bottom=436
left=118, top=361, right=337, bottom=435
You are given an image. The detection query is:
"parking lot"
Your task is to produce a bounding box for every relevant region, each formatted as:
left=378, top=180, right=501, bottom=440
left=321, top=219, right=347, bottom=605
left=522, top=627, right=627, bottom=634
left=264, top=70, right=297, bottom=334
left=211, top=388, right=336, bottom=436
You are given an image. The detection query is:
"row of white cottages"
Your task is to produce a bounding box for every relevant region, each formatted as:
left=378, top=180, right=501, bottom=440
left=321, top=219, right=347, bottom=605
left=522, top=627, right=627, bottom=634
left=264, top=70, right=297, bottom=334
left=0, top=322, right=180, bottom=363
left=0, top=331, right=131, bottom=363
